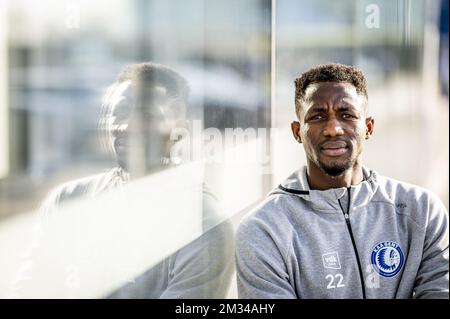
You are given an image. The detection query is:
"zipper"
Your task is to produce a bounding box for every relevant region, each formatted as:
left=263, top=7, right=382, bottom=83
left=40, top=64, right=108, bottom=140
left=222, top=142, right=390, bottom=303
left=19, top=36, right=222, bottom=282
left=338, top=187, right=366, bottom=299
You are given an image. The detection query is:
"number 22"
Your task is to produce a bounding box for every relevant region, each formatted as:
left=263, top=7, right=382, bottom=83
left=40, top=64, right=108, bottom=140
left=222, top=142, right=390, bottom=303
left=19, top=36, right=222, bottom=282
left=326, top=274, right=345, bottom=289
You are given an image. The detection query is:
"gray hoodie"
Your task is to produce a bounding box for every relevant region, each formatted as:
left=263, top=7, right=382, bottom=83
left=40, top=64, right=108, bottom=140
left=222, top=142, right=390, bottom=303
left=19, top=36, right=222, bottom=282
left=236, top=166, right=449, bottom=299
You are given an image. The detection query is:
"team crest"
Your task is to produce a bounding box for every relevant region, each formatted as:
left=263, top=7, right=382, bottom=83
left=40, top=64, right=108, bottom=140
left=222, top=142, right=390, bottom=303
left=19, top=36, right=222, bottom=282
left=371, top=241, right=404, bottom=278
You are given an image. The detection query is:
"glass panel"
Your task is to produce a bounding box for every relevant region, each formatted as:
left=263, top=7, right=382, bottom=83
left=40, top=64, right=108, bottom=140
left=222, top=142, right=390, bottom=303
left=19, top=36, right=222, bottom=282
left=0, top=0, right=271, bottom=298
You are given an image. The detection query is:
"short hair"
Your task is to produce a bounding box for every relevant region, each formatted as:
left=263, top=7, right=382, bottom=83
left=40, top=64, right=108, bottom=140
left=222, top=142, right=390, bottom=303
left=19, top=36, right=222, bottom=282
left=294, top=63, right=368, bottom=115
left=116, top=62, right=190, bottom=101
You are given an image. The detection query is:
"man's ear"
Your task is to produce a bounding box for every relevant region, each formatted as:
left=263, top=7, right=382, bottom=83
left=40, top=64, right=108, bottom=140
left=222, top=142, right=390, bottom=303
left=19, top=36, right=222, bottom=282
left=291, top=121, right=302, bottom=143
left=365, top=117, right=374, bottom=139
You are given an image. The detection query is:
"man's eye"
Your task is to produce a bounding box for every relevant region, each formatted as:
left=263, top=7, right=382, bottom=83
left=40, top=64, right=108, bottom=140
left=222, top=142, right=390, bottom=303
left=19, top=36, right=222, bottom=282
left=309, top=115, right=324, bottom=121
left=342, top=114, right=356, bottom=119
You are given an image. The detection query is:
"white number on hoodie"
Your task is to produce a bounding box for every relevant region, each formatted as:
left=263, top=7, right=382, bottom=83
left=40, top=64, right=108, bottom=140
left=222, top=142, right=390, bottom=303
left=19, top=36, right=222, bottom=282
left=326, top=273, right=345, bottom=289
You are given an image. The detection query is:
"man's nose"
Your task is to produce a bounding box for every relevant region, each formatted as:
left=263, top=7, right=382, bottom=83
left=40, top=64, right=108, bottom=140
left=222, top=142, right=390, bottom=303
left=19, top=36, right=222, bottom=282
left=323, top=117, right=344, bottom=137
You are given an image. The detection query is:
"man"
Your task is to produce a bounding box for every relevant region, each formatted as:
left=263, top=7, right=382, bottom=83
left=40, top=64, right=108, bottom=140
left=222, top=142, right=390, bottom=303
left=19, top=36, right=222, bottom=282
left=235, top=63, right=449, bottom=299
left=12, top=63, right=234, bottom=299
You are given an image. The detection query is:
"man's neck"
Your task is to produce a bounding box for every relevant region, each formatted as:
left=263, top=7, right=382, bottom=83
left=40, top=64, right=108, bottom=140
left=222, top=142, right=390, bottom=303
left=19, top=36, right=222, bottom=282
left=306, top=160, right=364, bottom=190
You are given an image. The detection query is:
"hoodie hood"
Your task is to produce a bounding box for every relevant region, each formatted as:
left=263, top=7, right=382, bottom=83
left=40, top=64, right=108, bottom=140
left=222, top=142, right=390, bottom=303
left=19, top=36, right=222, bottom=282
left=270, top=166, right=380, bottom=212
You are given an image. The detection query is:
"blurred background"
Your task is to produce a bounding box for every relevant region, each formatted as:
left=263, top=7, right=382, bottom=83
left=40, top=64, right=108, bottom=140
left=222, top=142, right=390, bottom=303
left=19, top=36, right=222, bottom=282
left=274, top=0, right=449, bottom=209
left=0, top=0, right=448, bottom=298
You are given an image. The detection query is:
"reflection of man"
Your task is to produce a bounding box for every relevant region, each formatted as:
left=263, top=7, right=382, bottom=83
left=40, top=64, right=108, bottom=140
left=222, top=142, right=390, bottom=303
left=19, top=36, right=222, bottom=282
left=236, top=63, right=449, bottom=299
left=14, top=63, right=234, bottom=298
left=101, top=63, right=189, bottom=177
left=43, top=63, right=190, bottom=208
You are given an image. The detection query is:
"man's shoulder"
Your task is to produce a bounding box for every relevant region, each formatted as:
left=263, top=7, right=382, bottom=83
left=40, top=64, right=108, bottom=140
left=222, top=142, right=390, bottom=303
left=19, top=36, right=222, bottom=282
left=236, top=192, right=298, bottom=239
left=373, top=171, right=448, bottom=225
left=59, top=169, right=119, bottom=196
left=375, top=172, right=442, bottom=203
left=41, top=168, right=122, bottom=213
left=235, top=193, right=297, bottom=258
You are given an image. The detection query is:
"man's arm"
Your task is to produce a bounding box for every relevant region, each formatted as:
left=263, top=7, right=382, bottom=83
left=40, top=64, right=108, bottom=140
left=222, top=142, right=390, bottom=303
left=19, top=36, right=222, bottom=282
left=414, top=194, right=449, bottom=299
left=160, top=220, right=235, bottom=298
left=235, top=218, right=297, bottom=299
left=107, top=220, right=235, bottom=299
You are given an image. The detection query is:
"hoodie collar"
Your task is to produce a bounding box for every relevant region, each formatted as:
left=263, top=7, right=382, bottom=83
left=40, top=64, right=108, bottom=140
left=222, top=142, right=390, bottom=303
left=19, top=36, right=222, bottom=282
left=272, top=166, right=379, bottom=212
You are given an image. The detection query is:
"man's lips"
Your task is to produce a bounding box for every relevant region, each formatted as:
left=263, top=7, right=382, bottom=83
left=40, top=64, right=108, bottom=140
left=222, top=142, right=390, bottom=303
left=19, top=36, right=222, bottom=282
left=320, top=141, right=349, bottom=157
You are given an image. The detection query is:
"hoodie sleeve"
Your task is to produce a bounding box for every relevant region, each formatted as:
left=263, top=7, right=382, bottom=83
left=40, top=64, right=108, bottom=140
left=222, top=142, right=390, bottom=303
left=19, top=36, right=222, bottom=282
left=413, top=194, right=449, bottom=299
left=107, top=220, right=235, bottom=299
left=235, top=216, right=297, bottom=299
left=160, top=220, right=235, bottom=299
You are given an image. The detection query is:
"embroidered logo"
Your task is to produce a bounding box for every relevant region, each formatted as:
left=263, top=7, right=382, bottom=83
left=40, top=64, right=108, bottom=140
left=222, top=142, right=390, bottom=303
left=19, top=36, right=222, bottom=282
left=371, top=241, right=404, bottom=277
left=322, top=252, right=341, bottom=269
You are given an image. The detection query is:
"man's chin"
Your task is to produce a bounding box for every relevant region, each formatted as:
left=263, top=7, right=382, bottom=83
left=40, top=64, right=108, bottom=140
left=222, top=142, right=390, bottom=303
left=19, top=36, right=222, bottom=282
left=319, top=162, right=351, bottom=177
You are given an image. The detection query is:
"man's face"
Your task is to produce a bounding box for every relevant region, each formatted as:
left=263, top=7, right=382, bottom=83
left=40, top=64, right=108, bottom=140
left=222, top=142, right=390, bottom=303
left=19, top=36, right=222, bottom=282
left=293, top=82, right=373, bottom=177
left=103, top=81, right=185, bottom=174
